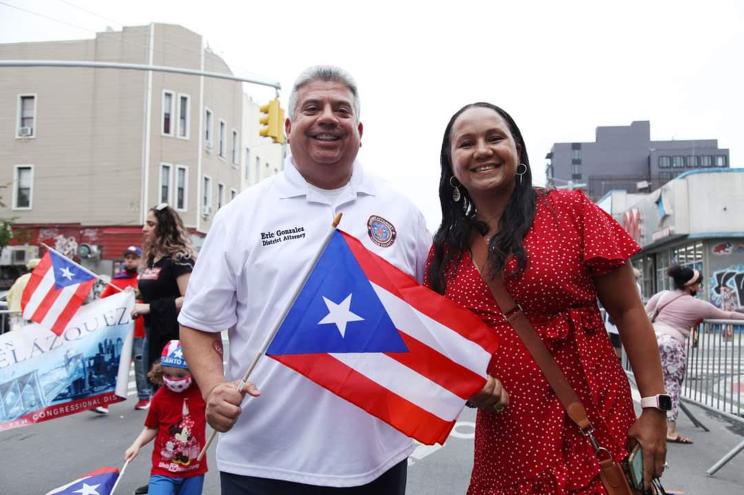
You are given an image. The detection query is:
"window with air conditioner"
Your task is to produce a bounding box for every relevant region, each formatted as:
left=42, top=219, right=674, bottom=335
left=17, top=95, right=36, bottom=138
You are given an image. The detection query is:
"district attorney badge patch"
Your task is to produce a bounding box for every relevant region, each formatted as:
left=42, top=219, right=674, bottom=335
left=367, top=215, right=397, bottom=247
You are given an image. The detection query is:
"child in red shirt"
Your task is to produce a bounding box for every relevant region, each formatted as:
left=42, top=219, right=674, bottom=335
left=125, top=340, right=207, bottom=495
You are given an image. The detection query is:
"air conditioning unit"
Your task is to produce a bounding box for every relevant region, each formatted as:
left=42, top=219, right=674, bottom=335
left=18, top=126, right=34, bottom=137
left=201, top=205, right=212, bottom=218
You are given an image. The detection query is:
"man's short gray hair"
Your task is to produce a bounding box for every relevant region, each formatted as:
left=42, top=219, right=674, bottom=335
left=287, top=65, right=360, bottom=121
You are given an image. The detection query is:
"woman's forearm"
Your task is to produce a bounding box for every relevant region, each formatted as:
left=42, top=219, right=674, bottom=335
left=617, top=306, right=665, bottom=397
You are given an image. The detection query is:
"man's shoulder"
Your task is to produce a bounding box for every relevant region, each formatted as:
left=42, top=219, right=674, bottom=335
left=362, top=173, right=423, bottom=214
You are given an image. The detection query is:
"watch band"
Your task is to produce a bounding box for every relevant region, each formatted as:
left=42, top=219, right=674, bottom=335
left=641, top=394, right=672, bottom=411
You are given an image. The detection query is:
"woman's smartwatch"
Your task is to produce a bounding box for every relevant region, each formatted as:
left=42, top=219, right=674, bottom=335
left=640, top=394, right=672, bottom=411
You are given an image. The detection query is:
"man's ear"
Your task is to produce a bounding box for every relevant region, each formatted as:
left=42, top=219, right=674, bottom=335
left=284, top=118, right=292, bottom=140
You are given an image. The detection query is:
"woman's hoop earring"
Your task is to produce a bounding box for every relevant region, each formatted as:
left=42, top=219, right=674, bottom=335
left=449, top=176, right=462, bottom=202
left=516, top=163, right=528, bottom=184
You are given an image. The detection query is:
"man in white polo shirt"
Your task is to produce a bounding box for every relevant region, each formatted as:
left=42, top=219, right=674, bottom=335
left=179, top=66, right=430, bottom=494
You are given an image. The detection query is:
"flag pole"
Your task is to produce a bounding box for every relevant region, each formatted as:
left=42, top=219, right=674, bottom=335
left=41, top=242, right=125, bottom=293
left=109, top=459, right=130, bottom=495
left=197, top=213, right=343, bottom=461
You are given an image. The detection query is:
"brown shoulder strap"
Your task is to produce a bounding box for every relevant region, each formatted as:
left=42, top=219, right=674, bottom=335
left=470, top=235, right=591, bottom=431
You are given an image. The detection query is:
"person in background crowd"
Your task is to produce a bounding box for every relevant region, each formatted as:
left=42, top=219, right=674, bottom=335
left=125, top=340, right=207, bottom=495
left=427, top=102, right=667, bottom=493
left=646, top=264, right=744, bottom=444
left=133, top=204, right=195, bottom=376
left=6, top=257, right=40, bottom=332
left=93, top=246, right=152, bottom=414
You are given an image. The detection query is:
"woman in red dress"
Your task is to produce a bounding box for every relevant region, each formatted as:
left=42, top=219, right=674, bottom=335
left=426, top=103, right=667, bottom=494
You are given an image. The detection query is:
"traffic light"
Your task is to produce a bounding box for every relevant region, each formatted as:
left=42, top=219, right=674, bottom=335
left=259, top=98, right=285, bottom=144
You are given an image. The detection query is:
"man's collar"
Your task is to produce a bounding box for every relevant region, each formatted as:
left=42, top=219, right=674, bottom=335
left=275, top=155, right=377, bottom=200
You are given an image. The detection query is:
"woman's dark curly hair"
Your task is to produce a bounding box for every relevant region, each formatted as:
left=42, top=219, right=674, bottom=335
left=143, top=204, right=196, bottom=264
left=428, top=102, right=539, bottom=294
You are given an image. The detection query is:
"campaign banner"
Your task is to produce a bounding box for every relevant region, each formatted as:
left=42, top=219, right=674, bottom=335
left=0, top=291, right=135, bottom=431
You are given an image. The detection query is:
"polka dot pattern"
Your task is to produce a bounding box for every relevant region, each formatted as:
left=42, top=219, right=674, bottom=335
left=429, top=190, right=640, bottom=494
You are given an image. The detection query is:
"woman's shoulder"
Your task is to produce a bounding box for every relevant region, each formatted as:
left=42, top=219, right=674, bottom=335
left=539, top=188, right=590, bottom=209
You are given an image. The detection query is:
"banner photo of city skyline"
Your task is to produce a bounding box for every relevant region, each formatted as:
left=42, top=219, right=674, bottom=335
left=0, top=291, right=135, bottom=431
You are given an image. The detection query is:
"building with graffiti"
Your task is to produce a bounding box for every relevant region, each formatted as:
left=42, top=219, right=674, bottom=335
left=598, top=169, right=744, bottom=308
left=0, top=23, right=283, bottom=279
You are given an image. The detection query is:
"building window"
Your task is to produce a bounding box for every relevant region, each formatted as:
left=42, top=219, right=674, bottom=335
left=658, top=171, right=672, bottom=181
left=17, top=95, right=36, bottom=138
left=571, top=173, right=582, bottom=180
left=176, top=165, right=188, bottom=211
left=571, top=149, right=581, bottom=160
left=232, top=130, right=239, bottom=165
left=219, top=120, right=226, bottom=158
left=13, top=165, right=33, bottom=209
left=715, top=155, right=727, bottom=167
left=686, top=155, right=699, bottom=168
left=177, top=94, right=190, bottom=139
left=672, top=156, right=685, bottom=168
left=204, top=108, right=213, bottom=149
left=218, top=183, right=225, bottom=209
left=571, top=164, right=581, bottom=175
left=162, top=91, right=175, bottom=135
left=230, top=188, right=237, bottom=201
left=255, top=157, right=261, bottom=181
left=160, top=163, right=172, bottom=204
left=658, top=156, right=671, bottom=168
left=700, top=155, right=713, bottom=167
left=202, top=176, right=212, bottom=214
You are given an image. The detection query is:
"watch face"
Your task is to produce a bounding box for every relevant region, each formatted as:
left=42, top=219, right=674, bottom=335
left=658, top=394, right=673, bottom=411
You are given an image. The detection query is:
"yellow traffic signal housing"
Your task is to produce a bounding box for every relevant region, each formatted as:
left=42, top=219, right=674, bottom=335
left=259, top=99, right=285, bottom=144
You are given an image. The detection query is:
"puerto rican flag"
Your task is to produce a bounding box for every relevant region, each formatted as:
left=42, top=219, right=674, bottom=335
left=45, top=466, right=119, bottom=495
left=21, top=251, right=96, bottom=335
left=267, top=230, right=498, bottom=445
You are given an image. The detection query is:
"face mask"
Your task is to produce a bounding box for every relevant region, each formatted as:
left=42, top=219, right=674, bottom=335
left=163, top=375, right=192, bottom=393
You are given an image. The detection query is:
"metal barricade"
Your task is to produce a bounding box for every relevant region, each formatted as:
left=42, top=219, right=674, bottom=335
left=680, top=319, right=744, bottom=475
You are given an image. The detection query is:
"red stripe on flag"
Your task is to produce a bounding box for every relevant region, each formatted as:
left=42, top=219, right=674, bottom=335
left=51, top=279, right=95, bottom=335
left=271, top=353, right=455, bottom=445
left=21, top=252, right=52, bottom=308
left=340, top=231, right=498, bottom=355
left=386, top=333, right=486, bottom=400
left=31, top=284, right=61, bottom=324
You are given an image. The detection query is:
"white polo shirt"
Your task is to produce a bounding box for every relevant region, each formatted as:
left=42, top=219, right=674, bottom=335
left=179, top=157, right=431, bottom=486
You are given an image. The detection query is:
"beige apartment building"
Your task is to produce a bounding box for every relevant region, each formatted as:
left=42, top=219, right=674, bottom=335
left=0, top=23, right=282, bottom=279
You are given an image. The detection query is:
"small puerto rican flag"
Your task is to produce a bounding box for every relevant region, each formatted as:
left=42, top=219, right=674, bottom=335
left=45, top=466, right=119, bottom=495
left=21, top=250, right=96, bottom=335
left=267, top=230, right=498, bottom=445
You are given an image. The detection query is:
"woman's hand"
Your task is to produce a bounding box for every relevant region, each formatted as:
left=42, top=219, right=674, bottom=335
left=627, top=408, right=667, bottom=489
left=131, top=303, right=150, bottom=319
left=467, top=376, right=509, bottom=413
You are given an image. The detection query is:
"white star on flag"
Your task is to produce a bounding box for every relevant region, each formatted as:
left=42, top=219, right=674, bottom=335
left=318, top=294, right=364, bottom=337
left=73, top=483, right=101, bottom=495
left=174, top=348, right=183, bottom=358
left=60, top=266, right=74, bottom=280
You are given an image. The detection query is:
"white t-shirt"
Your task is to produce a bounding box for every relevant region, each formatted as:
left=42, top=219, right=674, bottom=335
left=179, top=157, right=431, bottom=486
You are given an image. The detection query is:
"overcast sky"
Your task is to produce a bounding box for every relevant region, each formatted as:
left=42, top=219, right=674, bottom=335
left=2, top=0, right=742, bottom=229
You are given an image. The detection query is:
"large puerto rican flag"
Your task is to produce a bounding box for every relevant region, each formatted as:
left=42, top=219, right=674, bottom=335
left=267, top=230, right=498, bottom=445
left=21, top=250, right=96, bottom=335
left=45, top=466, right=119, bottom=495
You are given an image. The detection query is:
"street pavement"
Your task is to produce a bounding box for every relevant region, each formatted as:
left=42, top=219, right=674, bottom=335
left=1, top=373, right=743, bottom=494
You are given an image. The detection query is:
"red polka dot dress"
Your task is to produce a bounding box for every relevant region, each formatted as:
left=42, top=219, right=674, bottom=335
left=430, top=189, right=640, bottom=494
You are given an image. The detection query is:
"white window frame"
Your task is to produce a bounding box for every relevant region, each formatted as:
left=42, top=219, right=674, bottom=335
left=218, top=183, right=225, bottom=209
left=159, top=163, right=173, bottom=205
left=175, top=165, right=189, bottom=212
left=16, top=94, right=37, bottom=139
left=231, top=129, right=239, bottom=165
left=162, top=90, right=175, bottom=136
left=218, top=120, right=226, bottom=159
left=12, top=164, right=34, bottom=210
left=202, top=175, right=213, bottom=215
left=204, top=107, right=213, bottom=150
left=230, top=188, right=238, bottom=201
left=177, top=93, right=191, bottom=139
